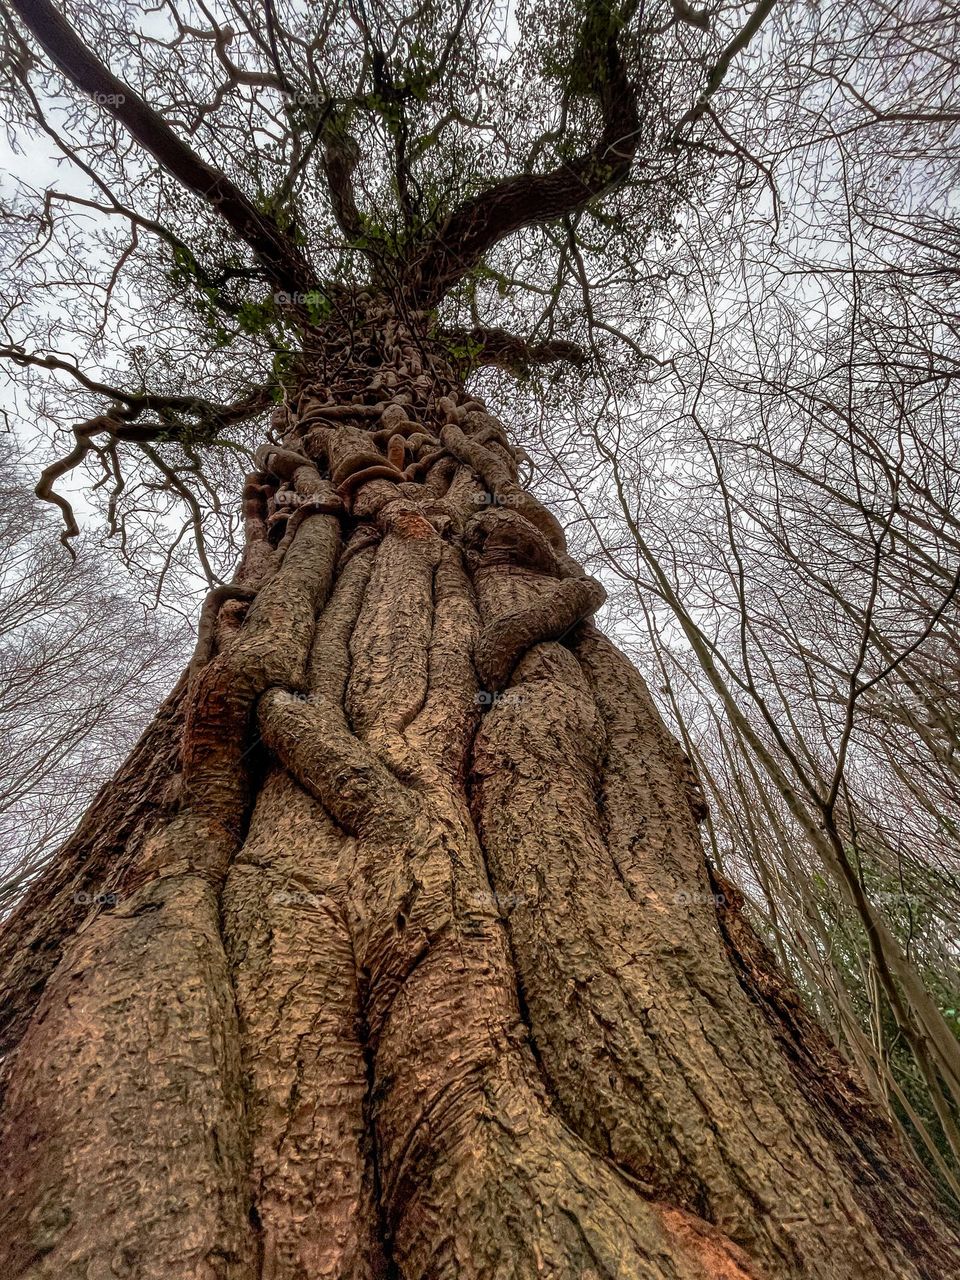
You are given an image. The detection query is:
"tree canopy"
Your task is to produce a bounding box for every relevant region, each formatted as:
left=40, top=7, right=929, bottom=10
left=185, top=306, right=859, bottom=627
left=0, top=0, right=772, bottom=563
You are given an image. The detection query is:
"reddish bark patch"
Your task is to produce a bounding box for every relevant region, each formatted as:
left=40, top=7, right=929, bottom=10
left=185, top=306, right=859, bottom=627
left=391, top=510, right=437, bottom=540
left=657, top=1205, right=767, bottom=1279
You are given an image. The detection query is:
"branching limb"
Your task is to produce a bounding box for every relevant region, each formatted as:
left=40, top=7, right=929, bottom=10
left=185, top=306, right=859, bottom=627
left=16, top=362, right=272, bottom=544
left=34, top=414, right=126, bottom=549
left=7, top=0, right=317, bottom=296
left=668, top=0, right=779, bottom=143
left=438, top=327, right=586, bottom=373
left=0, top=347, right=271, bottom=425
left=404, top=5, right=642, bottom=305
left=320, top=109, right=365, bottom=241
left=40, top=190, right=269, bottom=310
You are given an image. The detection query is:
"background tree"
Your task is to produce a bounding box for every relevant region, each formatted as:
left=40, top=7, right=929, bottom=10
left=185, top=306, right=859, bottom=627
left=0, top=437, right=189, bottom=913
left=0, top=2, right=958, bottom=1279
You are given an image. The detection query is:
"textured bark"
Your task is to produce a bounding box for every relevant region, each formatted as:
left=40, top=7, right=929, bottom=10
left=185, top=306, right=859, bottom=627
left=0, top=673, right=189, bottom=1060
left=0, top=303, right=957, bottom=1279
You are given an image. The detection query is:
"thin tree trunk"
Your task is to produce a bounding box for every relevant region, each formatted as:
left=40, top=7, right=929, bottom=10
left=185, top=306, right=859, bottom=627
left=0, top=303, right=957, bottom=1279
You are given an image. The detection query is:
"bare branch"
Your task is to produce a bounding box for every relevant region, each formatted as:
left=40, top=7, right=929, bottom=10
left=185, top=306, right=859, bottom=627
left=404, top=8, right=642, bottom=305
left=6, top=0, right=317, bottom=295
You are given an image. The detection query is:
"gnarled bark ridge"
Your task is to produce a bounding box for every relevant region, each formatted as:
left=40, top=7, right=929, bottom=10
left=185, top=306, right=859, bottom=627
left=0, top=299, right=957, bottom=1280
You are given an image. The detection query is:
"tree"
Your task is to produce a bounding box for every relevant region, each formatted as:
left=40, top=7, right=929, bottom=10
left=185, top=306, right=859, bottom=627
left=0, top=438, right=190, bottom=913
left=0, top=2, right=957, bottom=1278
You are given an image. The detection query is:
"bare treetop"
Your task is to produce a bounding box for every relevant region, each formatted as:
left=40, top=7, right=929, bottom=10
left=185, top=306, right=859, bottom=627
left=0, top=0, right=774, bottom=558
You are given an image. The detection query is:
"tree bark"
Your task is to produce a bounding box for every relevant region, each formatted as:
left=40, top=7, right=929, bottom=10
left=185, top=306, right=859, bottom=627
left=0, top=301, right=957, bottom=1280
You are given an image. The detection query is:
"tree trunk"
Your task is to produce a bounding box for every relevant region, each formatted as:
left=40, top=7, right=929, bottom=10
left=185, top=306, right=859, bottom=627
left=0, top=302, right=957, bottom=1280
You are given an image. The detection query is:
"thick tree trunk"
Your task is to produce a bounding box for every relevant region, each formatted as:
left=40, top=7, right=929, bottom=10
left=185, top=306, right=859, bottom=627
left=0, top=303, right=957, bottom=1279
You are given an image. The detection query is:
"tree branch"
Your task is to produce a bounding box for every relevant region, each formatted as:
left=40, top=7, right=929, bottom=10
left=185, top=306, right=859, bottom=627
left=7, top=0, right=317, bottom=296
left=0, top=347, right=271, bottom=424
left=439, top=326, right=586, bottom=373
left=5, top=351, right=272, bottom=546
left=668, top=0, right=779, bottom=143
left=319, top=110, right=365, bottom=241
left=404, top=10, right=642, bottom=305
